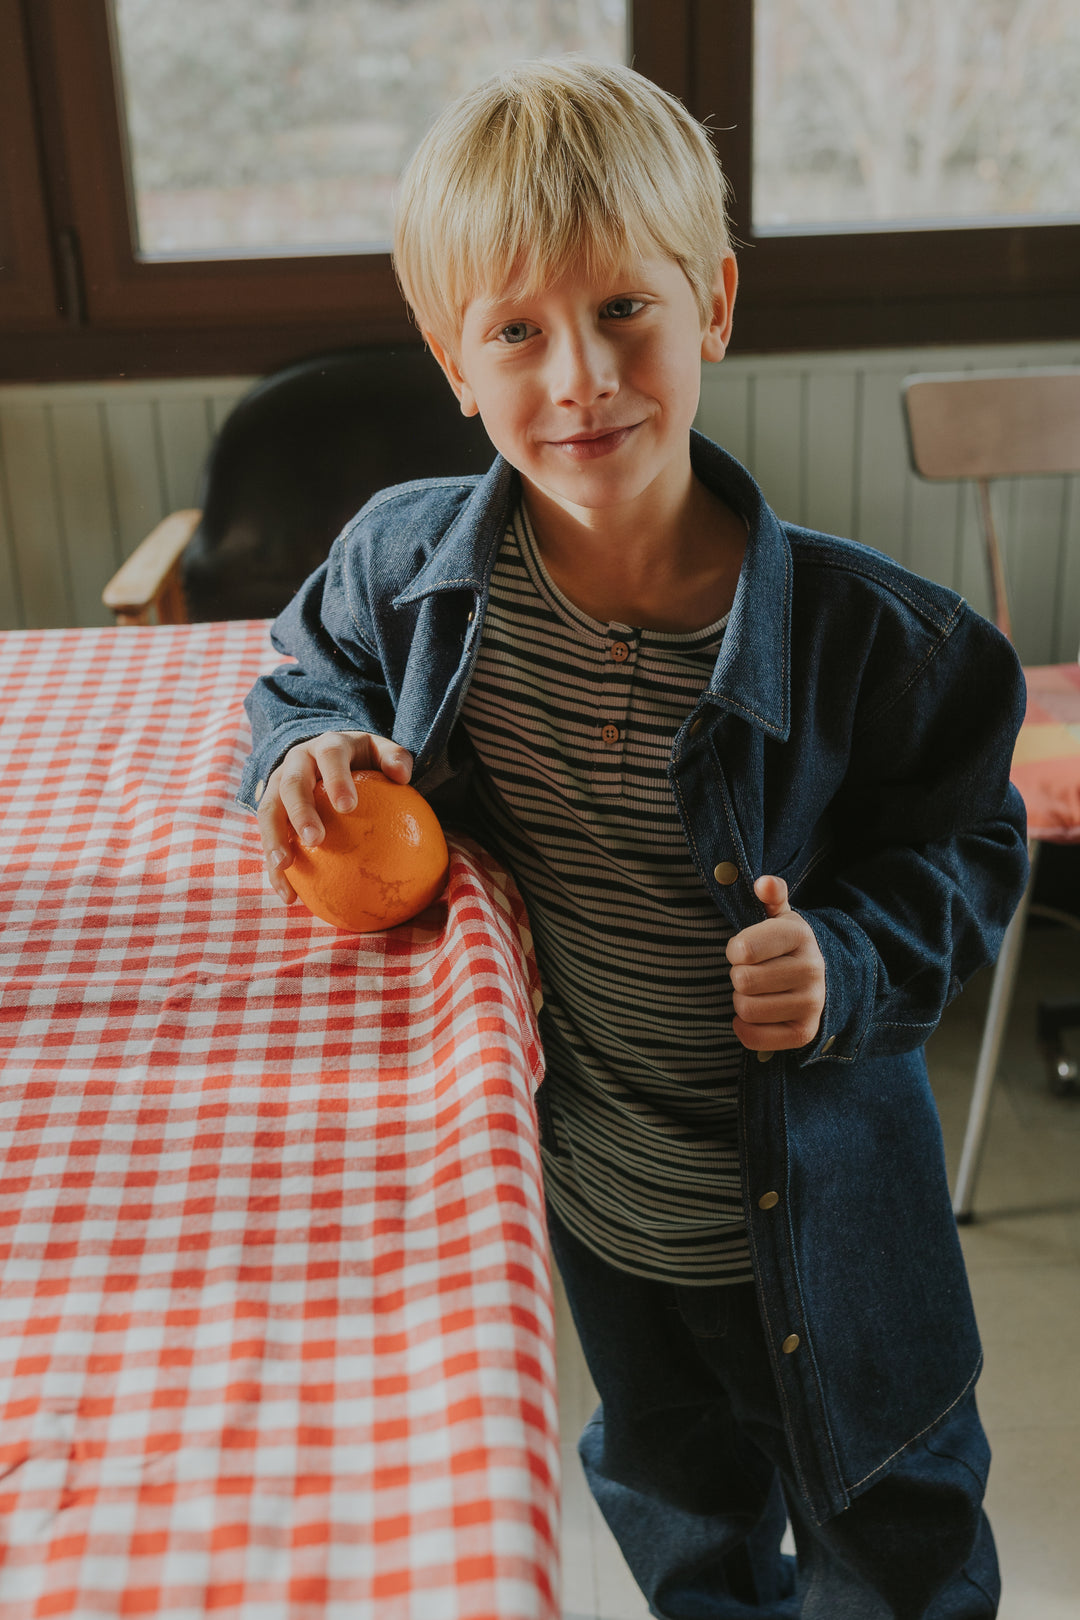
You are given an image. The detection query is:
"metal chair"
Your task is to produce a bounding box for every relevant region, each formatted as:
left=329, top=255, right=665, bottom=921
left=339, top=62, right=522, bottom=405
left=902, top=367, right=1080, bottom=1220
left=103, top=345, right=493, bottom=625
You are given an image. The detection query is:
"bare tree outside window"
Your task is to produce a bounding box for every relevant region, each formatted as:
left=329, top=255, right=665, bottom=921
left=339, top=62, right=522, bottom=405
left=754, top=0, right=1080, bottom=229
left=110, top=0, right=628, bottom=258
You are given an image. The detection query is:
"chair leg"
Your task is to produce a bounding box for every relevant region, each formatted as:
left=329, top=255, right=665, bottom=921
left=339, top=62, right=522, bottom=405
left=952, top=840, right=1039, bottom=1222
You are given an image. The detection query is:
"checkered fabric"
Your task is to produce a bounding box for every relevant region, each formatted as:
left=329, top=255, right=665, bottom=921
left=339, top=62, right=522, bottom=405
left=1010, top=661, right=1080, bottom=842
left=0, top=622, right=555, bottom=1620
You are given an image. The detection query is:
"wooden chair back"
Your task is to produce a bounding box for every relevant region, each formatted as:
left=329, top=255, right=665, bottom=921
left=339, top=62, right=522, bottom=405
left=902, top=368, right=1080, bottom=641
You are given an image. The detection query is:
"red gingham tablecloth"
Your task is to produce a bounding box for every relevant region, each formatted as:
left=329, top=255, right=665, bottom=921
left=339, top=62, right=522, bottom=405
left=0, top=621, right=555, bottom=1620
left=1010, top=661, right=1080, bottom=842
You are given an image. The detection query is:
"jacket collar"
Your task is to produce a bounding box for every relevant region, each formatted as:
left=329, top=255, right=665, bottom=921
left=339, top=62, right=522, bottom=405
left=690, top=432, right=792, bottom=743
left=394, top=430, right=792, bottom=741
left=392, top=455, right=518, bottom=603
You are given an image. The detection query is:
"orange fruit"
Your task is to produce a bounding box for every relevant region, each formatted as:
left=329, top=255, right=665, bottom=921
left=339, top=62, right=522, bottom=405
left=286, top=770, right=449, bottom=932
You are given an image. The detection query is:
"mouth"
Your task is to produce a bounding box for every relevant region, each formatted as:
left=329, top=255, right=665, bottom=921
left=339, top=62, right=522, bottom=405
left=549, top=423, right=640, bottom=459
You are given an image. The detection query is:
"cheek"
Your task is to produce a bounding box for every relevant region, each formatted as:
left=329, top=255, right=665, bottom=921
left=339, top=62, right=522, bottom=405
left=474, top=379, right=534, bottom=445
left=632, top=335, right=699, bottom=405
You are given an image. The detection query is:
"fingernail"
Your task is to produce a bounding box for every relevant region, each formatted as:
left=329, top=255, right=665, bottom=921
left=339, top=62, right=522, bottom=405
left=269, top=848, right=288, bottom=871
left=301, top=823, right=321, bottom=845
left=333, top=794, right=355, bottom=812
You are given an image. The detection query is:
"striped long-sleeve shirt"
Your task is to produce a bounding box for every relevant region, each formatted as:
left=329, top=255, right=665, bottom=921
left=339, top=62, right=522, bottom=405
left=459, top=503, right=752, bottom=1287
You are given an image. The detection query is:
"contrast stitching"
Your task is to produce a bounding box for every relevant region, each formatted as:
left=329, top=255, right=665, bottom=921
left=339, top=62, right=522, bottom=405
left=399, top=573, right=477, bottom=593
left=848, top=1353, right=983, bottom=1494
left=361, top=476, right=480, bottom=515
left=787, top=840, right=831, bottom=898
left=740, top=1093, right=816, bottom=1511
left=780, top=546, right=791, bottom=735
left=852, top=603, right=964, bottom=740
left=716, top=697, right=787, bottom=736
left=793, top=543, right=964, bottom=634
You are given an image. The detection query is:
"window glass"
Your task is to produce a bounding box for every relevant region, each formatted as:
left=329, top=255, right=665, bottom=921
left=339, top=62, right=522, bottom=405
left=110, top=0, right=628, bottom=258
left=753, top=0, right=1080, bottom=231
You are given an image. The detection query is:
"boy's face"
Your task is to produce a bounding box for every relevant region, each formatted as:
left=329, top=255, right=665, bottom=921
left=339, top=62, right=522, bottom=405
left=425, top=250, right=736, bottom=525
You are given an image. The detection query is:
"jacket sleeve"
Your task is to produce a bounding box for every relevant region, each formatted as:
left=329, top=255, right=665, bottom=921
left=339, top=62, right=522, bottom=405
left=235, top=531, right=396, bottom=814
left=794, top=604, right=1029, bottom=1066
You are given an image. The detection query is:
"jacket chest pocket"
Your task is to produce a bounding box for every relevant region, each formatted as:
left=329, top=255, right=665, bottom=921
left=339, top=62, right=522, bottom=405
left=781, top=835, right=833, bottom=902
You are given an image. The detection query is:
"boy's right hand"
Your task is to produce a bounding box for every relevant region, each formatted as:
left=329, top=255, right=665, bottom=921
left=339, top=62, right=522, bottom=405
left=256, top=731, right=413, bottom=905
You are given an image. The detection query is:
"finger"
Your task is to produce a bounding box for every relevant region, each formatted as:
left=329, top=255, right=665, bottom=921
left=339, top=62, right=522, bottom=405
left=732, top=1015, right=815, bottom=1052
left=364, top=736, right=414, bottom=785
left=275, top=751, right=325, bottom=848
left=732, top=988, right=822, bottom=1028
left=256, top=792, right=300, bottom=905
left=754, top=874, right=790, bottom=918
left=726, top=913, right=808, bottom=967
left=338, top=732, right=413, bottom=785
left=729, top=955, right=807, bottom=996
left=305, top=733, right=362, bottom=813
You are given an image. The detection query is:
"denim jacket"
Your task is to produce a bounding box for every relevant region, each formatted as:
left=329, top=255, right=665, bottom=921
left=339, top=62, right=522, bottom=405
left=237, top=431, right=1028, bottom=1525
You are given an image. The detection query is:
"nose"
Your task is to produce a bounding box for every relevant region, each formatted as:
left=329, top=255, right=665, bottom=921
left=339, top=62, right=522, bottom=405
left=548, top=324, right=618, bottom=407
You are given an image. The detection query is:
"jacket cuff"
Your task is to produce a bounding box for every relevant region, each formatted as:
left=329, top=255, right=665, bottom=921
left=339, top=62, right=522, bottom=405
left=235, top=721, right=346, bottom=814
left=796, top=906, right=879, bottom=1066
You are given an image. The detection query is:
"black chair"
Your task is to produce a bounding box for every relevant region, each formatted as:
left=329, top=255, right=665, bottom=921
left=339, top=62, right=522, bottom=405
left=103, top=345, right=494, bottom=624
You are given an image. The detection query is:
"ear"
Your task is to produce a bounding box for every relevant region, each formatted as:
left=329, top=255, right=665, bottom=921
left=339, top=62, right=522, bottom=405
left=423, top=330, right=480, bottom=417
left=700, top=253, right=738, bottom=363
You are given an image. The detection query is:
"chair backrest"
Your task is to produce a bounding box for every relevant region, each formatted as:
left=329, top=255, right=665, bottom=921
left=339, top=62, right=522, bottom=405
left=901, top=367, right=1080, bottom=641
left=180, top=345, right=494, bottom=621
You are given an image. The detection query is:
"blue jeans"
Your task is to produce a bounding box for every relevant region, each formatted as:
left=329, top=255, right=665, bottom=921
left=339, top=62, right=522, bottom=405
left=547, top=1204, right=1000, bottom=1620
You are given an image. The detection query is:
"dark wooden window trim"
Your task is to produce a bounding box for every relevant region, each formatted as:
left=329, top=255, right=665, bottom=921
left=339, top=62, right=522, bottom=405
left=694, top=0, right=1080, bottom=354
left=2, top=0, right=1079, bottom=382
left=0, top=1, right=61, bottom=327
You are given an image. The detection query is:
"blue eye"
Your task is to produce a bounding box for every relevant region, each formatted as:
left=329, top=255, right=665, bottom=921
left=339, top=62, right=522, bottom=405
left=498, top=321, right=535, bottom=344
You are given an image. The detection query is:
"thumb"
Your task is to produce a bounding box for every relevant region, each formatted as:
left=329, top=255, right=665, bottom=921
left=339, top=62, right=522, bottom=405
left=754, top=874, right=790, bottom=918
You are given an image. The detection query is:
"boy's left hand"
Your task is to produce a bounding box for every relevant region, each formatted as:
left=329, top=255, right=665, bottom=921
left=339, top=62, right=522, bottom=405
left=726, top=876, right=826, bottom=1052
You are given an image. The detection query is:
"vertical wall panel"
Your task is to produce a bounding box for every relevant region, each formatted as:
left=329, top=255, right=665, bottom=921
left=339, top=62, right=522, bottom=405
left=853, top=368, right=910, bottom=561
left=906, top=472, right=966, bottom=591
left=0, top=407, right=73, bottom=627
left=1057, top=483, right=1080, bottom=665
left=0, top=428, right=24, bottom=631
left=804, top=370, right=859, bottom=540
left=1007, top=476, right=1069, bottom=666
left=954, top=481, right=993, bottom=625
left=50, top=404, right=119, bottom=628
left=749, top=373, right=804, bottom=524
left=696, top=367, right=751, bottom=466
left=156, top=398, right=214, bottom=512
left=102, top=399, right=169, bottom=559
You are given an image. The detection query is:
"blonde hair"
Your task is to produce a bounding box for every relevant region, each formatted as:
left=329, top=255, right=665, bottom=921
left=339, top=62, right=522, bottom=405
left=393, top=57, right=733, bottom=346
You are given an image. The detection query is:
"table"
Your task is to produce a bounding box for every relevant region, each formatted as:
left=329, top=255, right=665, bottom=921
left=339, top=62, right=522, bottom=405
left=952, top=659, right=1080, bottom=1217
left=1008, top=660, right=1080, bottom=842
left=0, top=621, right=556, bottom=1620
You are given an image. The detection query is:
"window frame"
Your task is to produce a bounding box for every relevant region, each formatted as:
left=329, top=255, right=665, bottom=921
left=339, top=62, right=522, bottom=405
left=0, top=1, right=61, bottom=327
left=2, top=0, right=1079, bottom=381
left=693, top=1, right=1080, bottom=353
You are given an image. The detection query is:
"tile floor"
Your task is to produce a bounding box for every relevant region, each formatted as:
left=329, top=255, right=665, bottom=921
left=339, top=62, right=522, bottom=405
left=553, top=922, right=1080, bottom=1619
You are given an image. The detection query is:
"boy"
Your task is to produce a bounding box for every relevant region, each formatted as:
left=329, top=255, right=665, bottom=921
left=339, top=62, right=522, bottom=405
left=238, top=59, right=1027, bottom=1618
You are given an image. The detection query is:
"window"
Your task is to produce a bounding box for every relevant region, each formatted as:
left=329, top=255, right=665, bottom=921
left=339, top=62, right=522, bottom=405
left=111, top=0, right=628, bottom=258
left=753, top=0, right=1080, bottom=231
left=3, top=0, right=1078, bottom=380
